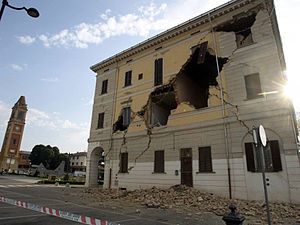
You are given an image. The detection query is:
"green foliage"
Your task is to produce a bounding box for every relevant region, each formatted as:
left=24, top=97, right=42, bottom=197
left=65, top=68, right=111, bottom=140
left=63, top=173, right=69, bottom=181
left=29, top=144, right=70, bottom=171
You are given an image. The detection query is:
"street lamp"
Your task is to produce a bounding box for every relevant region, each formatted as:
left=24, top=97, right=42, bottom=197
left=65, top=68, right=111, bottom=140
left=0, top=0, right=39, bottom=22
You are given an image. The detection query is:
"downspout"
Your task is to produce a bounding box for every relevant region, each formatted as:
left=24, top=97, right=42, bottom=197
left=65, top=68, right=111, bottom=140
left=208, top=13, right=232, bottom=199
left=108, top=56, right=120, bottom=189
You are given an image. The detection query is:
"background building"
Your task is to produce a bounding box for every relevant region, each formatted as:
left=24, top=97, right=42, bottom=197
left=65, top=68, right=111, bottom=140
left=70, top=152, right=87, bottom=176
left=18, top=150, right=31, bottom=172
left=0, top=96, right=27, bottom=172
left=86, top=0, right=300, bottom=203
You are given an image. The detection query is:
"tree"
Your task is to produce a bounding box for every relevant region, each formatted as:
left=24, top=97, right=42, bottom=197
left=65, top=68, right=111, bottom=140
left=29, top=145, right=54, bottom=169
left=29, top=144, right=70, bottom=171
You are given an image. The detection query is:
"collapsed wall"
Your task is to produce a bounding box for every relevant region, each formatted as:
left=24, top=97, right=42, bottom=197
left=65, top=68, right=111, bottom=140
left=113, top=5, right=264, bottom=132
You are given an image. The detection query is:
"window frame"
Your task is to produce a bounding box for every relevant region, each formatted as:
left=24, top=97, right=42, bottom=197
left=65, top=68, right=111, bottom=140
left=154, top=150, right=165, bottom=173
left=101, top=79, right=108, bottom=95
left=120, top=152, right=128, bottom=173
left=97, top=112, right=105, bottom=129
left=122, top=107, right=131, bottom=127
left=154, top=58, right=163, bottom=86
left=198, top=146, right=213, bottom=173
left=244, top=73, right=263, bottom=100
left=17, top=111, right=24, bottom=120
left=235, top=29, right=254, bottom=48
left=124, top=71, right=132, bottom=87
left=138, top=73, right=143, bottom=80
left=245, top=140, right=282, bottom=172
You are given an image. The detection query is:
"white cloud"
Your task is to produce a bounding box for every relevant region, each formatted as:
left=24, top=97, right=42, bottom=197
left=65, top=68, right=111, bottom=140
left=20, top=2, right=169, bottom=49
left=0, top=101, right=10, bottom=126
left=41, top=77, right=59, bottom=82
left=11, top=64, right=23, bottom=71
left=17, top=1, right=233, bottom=49
left=18, top=35, right=36, bottom=44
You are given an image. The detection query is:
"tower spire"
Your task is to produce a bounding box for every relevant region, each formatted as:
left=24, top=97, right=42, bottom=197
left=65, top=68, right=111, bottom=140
left=0, top=96, right=28, bottom=172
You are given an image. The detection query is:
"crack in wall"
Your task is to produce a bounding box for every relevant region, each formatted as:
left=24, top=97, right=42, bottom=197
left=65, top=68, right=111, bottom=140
left=110, top=8, right=266, bottom=169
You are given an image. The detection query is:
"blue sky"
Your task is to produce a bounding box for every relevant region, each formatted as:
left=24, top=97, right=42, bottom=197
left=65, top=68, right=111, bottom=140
left=0, top=0, right=299, bottom=153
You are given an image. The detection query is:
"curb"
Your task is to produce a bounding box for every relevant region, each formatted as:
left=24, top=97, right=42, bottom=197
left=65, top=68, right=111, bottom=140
left=0, top=196, right=119, bottom=225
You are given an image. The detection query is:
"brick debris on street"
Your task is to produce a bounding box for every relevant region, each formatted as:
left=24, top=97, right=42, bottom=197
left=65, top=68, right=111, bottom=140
left=67, top=185, right=300, bottom=225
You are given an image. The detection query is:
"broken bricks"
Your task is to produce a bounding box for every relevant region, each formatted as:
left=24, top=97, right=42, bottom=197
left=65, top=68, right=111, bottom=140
left=78, top=185, right=300, bottom=224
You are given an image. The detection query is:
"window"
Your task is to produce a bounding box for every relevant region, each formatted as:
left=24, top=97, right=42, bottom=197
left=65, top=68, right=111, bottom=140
left=72, top=162, right=74, bottom=165
left=245, top=73, right=262, bottom=99
left=17, top=111, right=24, bottom=120
left=236, top=29, right=254, bottom=48
left=122, top=107, right=131, bottom=127
left=245, top=140, right=282, bottom=172
left=154, top=58, right=163, bottom=86
left=154, top=150, right=164, bottom=173
left=101, top=79, right=108, bottom=94
left=120, top=152, right=128, bottom=173
left=77, top=156, right=79, bottom=159
left=12, top=139, right=17, bottom=145
left=97, top=113, right=104, bottom=129
left=190, top=41, right=208, bottom=64
left=138, top=73, right=143, bottom=80
left=124, top=71, right=132, bottom=87
left=76, top=162, right=78, bottom=165
left=198, top=147, right=212, bottom=172
left=81, top=162, right=83, bottom=165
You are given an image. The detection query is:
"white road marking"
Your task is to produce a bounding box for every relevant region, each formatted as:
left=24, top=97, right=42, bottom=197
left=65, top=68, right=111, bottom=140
left=113, top=218, right=139, bottom=223
left=0, top=184, right=45, bottom=188
left=0, top=214, right=48, bottom=220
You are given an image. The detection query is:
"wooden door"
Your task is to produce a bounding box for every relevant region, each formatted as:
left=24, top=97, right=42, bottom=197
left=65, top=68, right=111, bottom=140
left=180, top=148, right=193, bottom=187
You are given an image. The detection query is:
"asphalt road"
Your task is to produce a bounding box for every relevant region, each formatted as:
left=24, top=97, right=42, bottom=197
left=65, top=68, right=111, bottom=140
left=0, top=175, right=223, bottom=225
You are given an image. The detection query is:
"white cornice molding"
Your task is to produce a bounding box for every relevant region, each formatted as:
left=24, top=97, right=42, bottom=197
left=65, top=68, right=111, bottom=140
left=90, top=0, right=260, bottom=72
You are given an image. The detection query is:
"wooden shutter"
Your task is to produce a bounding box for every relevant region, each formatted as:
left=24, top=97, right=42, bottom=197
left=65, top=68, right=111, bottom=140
left=197, top=41, right=208, bottom=64
left=101, top=79, right=108, bottom=94
left=120, top=153, right=128, bottom=173
left=154, top=150, right=164, bottom=173
left=125, top=71, right=132, bottom=87
left=245, top=143, right=255, bottom=172
left=97, top=113, right=104, bottom=129
left=270, top=140, right=282, bottom=172
left=123, top=107, right=131, bottom=127
left=154, top=58, right=163, bottom=86
left=198, top=147, right=212, bottom=172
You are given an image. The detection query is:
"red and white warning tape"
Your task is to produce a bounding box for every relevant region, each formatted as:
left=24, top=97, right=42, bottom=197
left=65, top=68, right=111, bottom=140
left=0, top=196, right=119, bottom=225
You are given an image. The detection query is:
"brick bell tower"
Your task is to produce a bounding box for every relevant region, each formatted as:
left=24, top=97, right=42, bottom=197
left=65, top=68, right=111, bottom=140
left=0, top=96, right=28, bottom=172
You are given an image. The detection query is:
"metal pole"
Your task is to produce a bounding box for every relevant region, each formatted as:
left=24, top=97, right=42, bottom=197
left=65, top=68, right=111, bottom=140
left=208, top=13, right=232, bottom=199
left=258, top=139, right=271, bottom=225
left=0, top=0, right=7, bottom=22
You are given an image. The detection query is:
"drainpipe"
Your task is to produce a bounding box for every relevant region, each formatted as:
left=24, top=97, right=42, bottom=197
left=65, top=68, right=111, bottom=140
left=108, top=56, right=120, bottom=189
left=208, top=13, right=232, bottom=199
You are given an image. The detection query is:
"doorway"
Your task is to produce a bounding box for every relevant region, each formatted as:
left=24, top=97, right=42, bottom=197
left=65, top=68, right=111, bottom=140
left=180, top=148, right=193, bottom=187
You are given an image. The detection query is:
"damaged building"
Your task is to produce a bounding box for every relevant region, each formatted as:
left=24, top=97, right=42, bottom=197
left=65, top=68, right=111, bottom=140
left=86, top=0, right=300, bottom=204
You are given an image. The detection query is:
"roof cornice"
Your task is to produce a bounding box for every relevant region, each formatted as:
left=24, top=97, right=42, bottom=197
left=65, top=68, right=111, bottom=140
left=90, top=0, right=259, bottom=72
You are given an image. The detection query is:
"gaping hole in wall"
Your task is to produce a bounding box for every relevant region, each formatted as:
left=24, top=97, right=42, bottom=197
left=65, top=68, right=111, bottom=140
left=215, top=5, right=263, bottom=48
left=150, top=84, right=177, bottom=127
left=175, top=45, right=228, bottom=109
left=113, top=114, right=126, bottom=132
left=113, top=42, right=228, bottom=132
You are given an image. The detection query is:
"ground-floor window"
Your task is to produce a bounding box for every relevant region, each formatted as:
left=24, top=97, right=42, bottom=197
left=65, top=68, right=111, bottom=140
left=154, top=150, right=164, bottom=173
left=245, top=140, right=282, bottom=172
left=120, top=152, right=128, bottom=173
left=198, top=146, right=212, bottom=172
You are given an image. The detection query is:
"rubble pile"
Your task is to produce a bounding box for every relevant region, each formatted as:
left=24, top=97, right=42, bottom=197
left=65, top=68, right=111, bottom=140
left=81, top=185, right=300, bottom=223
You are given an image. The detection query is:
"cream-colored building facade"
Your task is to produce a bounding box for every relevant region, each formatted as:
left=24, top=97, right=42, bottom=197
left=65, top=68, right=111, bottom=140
left=86, top=0, right=300, bottom=203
